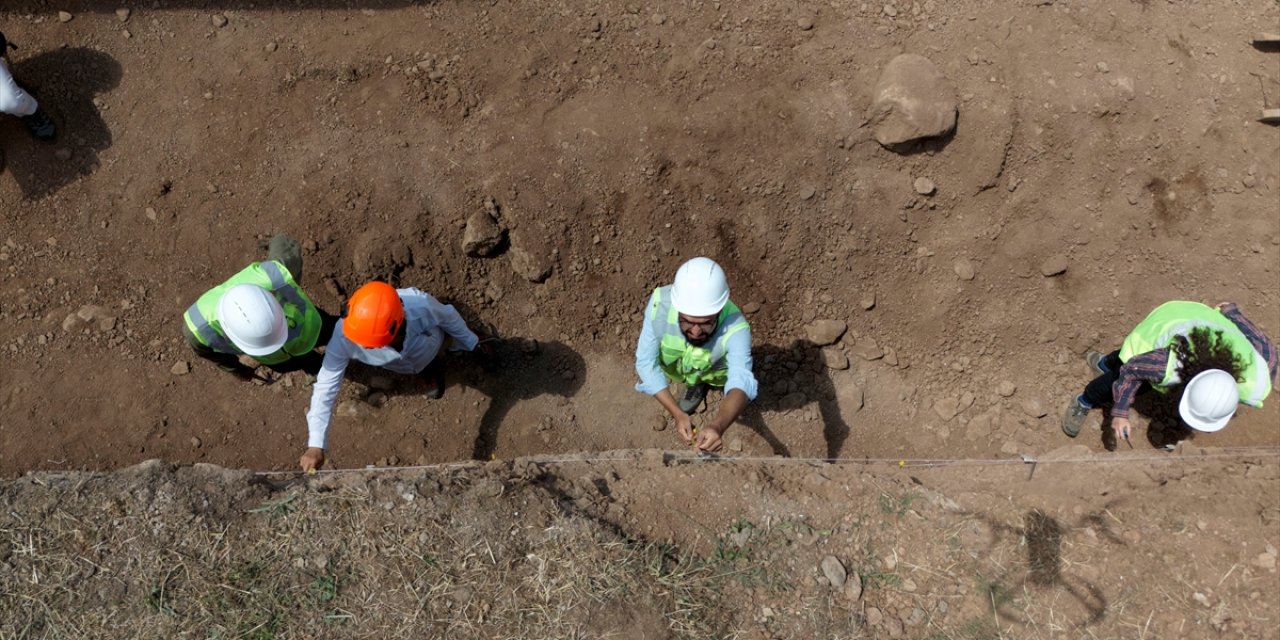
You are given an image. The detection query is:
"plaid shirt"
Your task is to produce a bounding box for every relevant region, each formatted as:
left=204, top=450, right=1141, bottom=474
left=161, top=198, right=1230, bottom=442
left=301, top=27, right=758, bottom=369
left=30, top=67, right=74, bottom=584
left=1112, top=303, right=1278, bottom=418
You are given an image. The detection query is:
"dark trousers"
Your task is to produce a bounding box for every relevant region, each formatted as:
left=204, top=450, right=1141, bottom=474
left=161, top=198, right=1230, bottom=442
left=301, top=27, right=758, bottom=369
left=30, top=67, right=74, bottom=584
left=1081, top=350, right=1124, bottom=408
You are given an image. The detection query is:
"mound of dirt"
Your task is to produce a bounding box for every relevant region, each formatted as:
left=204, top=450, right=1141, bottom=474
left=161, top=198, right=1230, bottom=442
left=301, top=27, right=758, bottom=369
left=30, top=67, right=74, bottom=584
left=2, top=447, right=1277, bottom=638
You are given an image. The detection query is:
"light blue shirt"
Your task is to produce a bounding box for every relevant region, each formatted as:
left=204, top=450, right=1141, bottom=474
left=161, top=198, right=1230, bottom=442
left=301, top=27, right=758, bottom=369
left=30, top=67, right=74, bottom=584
left=634, top=307, right=758, bottom=401
left=306, top=288, right=478, bottom=449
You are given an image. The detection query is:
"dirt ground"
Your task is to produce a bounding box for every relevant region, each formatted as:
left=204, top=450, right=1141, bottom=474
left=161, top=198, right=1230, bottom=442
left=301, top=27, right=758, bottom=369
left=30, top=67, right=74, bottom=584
left=1, top=0, right=1278, bottom=637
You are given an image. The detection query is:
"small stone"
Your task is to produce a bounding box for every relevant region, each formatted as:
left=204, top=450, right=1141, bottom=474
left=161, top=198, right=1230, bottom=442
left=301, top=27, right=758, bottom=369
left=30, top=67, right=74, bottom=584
left=851, top=337, right=884, bottom=361
left=171, top=361, right=191, bottom=376
left=265, top=41, right=279, bottom=53
left=58, top=11, right=73, bottom=23
left=822, top=347, right=849, bottom=370
left=1193, top=592, right=1211, bottom=608
left=212, top=14, right=228, bottom=27
left=861, top=293, right=877, bottom=310
left=844, top=572, right=864, bottom=601
left=805, top=319, right=847, bottom=346
left=901, top=577, right=918, bottom=592
left=799, top=185, right=816, bottom=200
left=798, top=16, right=815, bottom=31
left=997, top=381, right=1017, bottom=397
left=145, top=207, right=157, bottom=221
left=652, top=415, right=667, bottom=431
left=934, top=397, right=959, bottom=421
left=1000, top=440, right=1020, bottom=455
left=1096, top=61, right=1110, bottom=73
left=190, top=436, right=202, bottom=448
left=953, top=258, right=975, bottom=281
left=1253, top=552, right=1276, bottom=570
left=367, top=392, right=387, bottom=408
left=650, top=14, right=666, bottom=25
left=116, top=8, right=131, bottom=21
left=728, top=438, right=743, bottom=452
left=913, top=177, right=936, bottom=195
left=1242, top=175, right=1257, bottom=189
left=740, top=301, right=761, bottom=314
left=1040, top=254, right=1069, bottom=277
left=1020, top=397, right=1048, bottom=418
left=883, top=4, right=898, bottom=17
left=867, top=607, right=884, bottom=626
left=821, top=556, right=848, bottom=588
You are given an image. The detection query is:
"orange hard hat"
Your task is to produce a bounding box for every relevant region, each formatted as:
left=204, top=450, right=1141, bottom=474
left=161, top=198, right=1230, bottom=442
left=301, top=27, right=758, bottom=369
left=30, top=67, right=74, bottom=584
left=342, top=281, right=404, bottom=348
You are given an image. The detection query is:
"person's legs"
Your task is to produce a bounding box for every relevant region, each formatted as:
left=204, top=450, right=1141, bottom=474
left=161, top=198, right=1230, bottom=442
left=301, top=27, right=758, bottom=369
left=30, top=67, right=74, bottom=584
left=267, top=234, right=304, bottom=282
left=1064, top=351, right=1122, bottom=437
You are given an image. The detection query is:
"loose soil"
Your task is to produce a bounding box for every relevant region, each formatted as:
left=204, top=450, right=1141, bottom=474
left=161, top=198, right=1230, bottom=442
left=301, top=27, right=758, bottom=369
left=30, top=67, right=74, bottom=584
left=1, top=1, right=1278, bottom=638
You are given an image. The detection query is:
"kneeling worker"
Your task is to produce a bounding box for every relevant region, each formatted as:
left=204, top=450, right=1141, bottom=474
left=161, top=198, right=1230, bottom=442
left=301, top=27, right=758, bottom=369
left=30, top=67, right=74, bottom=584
left=1062, top=301, right=1276, bottom=442
left=299, top=281, right=490, bottom=472
left=635, top=257, right=757, bottom=453
left=182, top=235, right=335, bottom=379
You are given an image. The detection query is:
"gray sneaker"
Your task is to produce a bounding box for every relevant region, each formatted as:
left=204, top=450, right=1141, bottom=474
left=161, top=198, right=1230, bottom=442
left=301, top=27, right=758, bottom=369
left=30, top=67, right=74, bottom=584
left=678, top=383, right=708, bottom=413
left=1086, top=351, right=1108, bottom=375
left=1062, top=399, right=1090, bottom=438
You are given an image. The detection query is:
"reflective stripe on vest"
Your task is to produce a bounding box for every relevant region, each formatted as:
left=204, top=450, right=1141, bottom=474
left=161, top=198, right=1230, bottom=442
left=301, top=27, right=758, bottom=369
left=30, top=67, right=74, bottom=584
left=647, top=286, right=749, bottom=386
left=1119, top=301, right=1271, bottom=407
left=259, top=261, right=304, bottom=344
left=185, top=302, right=237, bottom=352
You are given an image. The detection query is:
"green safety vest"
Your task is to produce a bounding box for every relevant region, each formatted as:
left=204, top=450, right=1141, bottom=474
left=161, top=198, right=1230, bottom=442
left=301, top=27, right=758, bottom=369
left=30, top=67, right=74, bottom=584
left=647, top=286, right=749, bottom=387
left=1119, top=301, right=1271, bottom=407
left=182, top=261, right=322, bottom=366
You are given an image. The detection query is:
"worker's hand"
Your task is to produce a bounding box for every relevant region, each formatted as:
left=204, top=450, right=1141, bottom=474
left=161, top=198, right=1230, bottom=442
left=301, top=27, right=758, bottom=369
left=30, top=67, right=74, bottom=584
left=299, top=447, right=326, bottom=473
left=1112, top=417, right=1133, bottom=442
left=1214, top=302, right=1233, bottom=312
left=696, top=425, right=724, bottom=453
left=674, top=412, right=694, bottom=444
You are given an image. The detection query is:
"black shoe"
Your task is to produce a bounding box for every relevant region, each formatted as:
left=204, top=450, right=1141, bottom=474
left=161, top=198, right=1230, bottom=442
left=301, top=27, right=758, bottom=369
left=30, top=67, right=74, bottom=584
left=1062, top=399, right=1089, bottom=438
left=422, top=371, right=443, bottom=399
left=21, top=108, right=56, bottom=141
left=678, top=383, right=708, bottom=413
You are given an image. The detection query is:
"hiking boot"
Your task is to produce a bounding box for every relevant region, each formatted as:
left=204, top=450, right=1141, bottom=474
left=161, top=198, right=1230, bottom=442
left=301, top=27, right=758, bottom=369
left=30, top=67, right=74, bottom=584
left=422, top=370, right=443, bottom=400
left=1086, top=351, right=1109, bottom=376
left=21, top=108, right=56, bottom=141
left=678, top=383, right=709, bottom=414
left=1062, top=398, right=1090, bottom=438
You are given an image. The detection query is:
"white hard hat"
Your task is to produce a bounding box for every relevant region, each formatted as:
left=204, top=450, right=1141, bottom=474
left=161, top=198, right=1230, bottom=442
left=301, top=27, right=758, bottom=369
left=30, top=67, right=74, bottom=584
left=217, top=284, right=288, bottom=356
left=671, top=257, right=730, bottom=317
left=1178, top=369, right=1238, bottom=432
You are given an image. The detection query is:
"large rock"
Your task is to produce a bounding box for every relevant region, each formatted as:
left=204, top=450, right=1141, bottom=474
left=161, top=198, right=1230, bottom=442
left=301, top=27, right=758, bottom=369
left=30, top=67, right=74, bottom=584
left=509, top=229, right=553, bottom=283
left=462, top=211, right=505, bottom=257
left=867, top=54, right=957, bottom=148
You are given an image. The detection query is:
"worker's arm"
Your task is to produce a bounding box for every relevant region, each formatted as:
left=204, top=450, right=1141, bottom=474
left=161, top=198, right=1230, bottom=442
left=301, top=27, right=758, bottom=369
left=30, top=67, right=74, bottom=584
left=696, top=327, right=757, bottom=451
left=697, top=389, right=749, bottom=452
left=1219, top=302, right=1279, bottom=384
left=1110, top=349, right=1170, bottom=420
left=633, top=300, right=670, bottom=396
left=420, top=291, right=480, bottom=351
left=300, top=335, right=352, bottom=471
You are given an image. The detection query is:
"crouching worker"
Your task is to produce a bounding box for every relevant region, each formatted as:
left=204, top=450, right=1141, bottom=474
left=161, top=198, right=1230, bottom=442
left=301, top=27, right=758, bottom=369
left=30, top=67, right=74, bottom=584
left=299, top=281, right=493, bottom=472
left=1062, top=301, right=1276, bottom=443
left=635, top=257, right=758, bottom=453
left=182, top=235, right=336, bottom=380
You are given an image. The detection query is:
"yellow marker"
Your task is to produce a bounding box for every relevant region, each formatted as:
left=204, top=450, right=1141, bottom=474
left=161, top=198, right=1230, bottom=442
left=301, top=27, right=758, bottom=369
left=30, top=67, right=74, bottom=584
left=898, top=460, right=905, bottom=468
left=308, top=468, right=317, bottom=476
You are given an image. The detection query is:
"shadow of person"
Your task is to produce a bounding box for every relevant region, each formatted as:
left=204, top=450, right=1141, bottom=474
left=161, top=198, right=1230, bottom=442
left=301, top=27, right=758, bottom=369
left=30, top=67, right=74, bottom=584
left=3, top=48, right=121, bottom=199
left=1131, top=391, right=1195, bottom=449
left=737, top=339, right=850, bottom=460
left=461, top=338, right=585, bottom=460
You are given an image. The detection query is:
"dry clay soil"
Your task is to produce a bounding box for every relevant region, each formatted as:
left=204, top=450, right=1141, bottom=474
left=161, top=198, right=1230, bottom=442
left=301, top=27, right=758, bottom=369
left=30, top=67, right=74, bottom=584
left=1, top=0, right=1279, bottom=638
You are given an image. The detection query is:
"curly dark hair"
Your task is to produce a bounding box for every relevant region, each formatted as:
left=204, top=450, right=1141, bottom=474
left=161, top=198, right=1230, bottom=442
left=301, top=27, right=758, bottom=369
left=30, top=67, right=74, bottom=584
left=1170, top=327, right=1246, bottom=385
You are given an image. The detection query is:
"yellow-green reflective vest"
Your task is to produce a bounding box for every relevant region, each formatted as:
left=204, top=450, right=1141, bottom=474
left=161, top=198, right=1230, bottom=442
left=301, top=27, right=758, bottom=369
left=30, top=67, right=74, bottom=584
left=182, top=261, right=322, bottom=366
left=647, top=286, right=749, bottom=387
left=1119, top=301, right=1271, bottom=407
